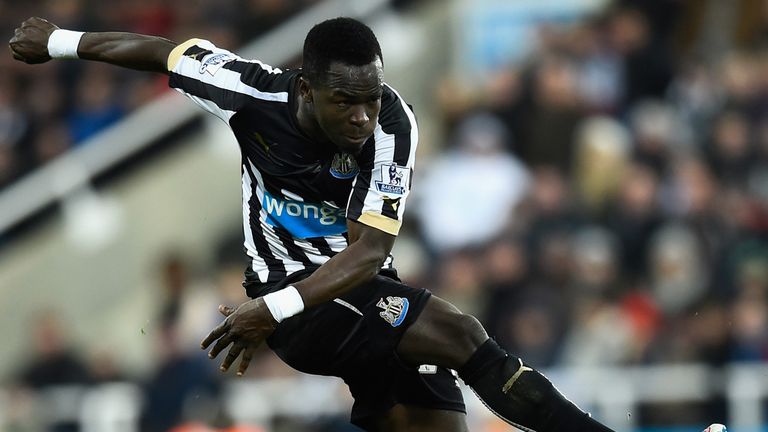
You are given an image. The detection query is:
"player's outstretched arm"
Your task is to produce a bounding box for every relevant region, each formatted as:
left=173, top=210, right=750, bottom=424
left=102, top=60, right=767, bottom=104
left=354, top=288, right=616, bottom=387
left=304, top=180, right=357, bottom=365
left=201, top=220, right=394, bottom=375
left=9, top=17, right=176, bottom=73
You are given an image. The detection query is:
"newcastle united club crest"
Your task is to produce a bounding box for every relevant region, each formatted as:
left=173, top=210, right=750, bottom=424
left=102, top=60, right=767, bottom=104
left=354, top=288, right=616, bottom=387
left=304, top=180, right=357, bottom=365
left=329, top=152, right=359, bottom=179
left=377, top=296, right=410, bottom=327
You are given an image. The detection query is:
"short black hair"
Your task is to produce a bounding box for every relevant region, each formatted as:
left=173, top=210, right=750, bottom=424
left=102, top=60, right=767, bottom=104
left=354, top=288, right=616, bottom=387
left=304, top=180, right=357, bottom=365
left=302, top=17, right=383, bottom=85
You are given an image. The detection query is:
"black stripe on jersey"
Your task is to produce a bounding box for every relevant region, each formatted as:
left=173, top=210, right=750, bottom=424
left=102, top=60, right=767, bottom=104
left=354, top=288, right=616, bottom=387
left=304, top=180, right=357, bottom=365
left=243, top=160, right=287, bottom=282
left=184, top=46, right=213, bottom=59
left=308, top=237, right=337, bottom=258
left=345, top=165, right=372, bottom=221
left=380, top=87, right=413, bottom=166
left=223, top=62, right=297, bottom=94
left=379, top=85, right=414, bottom=140
left=169, top=73, right=263, bottom=112
left=392, top=131, right=412, bottom=166
left=273, top=226, right=313, bottom=267
left=380, top=197, right=399, bottom=219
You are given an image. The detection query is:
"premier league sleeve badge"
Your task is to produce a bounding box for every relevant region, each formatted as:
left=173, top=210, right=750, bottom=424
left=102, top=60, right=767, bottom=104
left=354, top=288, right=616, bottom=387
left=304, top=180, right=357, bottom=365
left=375, top=163, right=410, bottom=197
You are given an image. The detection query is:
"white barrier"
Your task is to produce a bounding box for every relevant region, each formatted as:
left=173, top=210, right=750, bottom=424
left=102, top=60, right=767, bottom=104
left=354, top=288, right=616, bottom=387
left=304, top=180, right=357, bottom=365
left=2, top=363, right=766, bottom=432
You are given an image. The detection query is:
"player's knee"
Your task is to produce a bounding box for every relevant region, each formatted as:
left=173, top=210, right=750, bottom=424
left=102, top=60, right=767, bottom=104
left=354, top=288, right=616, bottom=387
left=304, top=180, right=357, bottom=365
left=435, top=312, right=488, bottom=368
left=427, top=297, right=487, bottom=347
left=453, top=313, right=487, bottom=350
left=399, top=298, right=488, bottom=368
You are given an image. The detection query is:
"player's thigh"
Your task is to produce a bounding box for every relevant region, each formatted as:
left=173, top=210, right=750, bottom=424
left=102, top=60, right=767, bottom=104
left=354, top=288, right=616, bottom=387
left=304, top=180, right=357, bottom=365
left=397, top=295, right=488, bottom=370
left=363, top=404, right=469, bottom=432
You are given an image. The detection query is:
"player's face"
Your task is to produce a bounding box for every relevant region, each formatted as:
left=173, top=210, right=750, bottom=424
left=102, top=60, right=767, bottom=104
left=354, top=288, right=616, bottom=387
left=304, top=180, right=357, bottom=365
left=311, top=59, right=383, bottom=152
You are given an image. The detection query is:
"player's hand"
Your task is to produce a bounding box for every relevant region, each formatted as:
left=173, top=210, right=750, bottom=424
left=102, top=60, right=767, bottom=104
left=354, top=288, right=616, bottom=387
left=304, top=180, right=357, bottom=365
left=9, top=17, right=59, bottom=64
left=200, top=298, right=278, bottom=376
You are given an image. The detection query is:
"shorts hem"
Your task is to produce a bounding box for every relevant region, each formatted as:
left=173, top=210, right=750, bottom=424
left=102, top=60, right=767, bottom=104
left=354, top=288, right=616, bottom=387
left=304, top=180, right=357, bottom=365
left=350, top=401, right=467, bottom=427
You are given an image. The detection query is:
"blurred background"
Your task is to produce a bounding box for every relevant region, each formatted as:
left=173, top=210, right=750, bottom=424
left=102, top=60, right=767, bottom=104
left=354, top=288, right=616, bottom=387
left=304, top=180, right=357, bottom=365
left=1, top=0, right=767, bottom=431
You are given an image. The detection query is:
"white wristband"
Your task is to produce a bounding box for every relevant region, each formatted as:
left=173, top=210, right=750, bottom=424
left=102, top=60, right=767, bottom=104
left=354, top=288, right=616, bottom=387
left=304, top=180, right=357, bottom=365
left=263, top=286, right=304, bottom=323
left=47, top=29, right=84, bottom=59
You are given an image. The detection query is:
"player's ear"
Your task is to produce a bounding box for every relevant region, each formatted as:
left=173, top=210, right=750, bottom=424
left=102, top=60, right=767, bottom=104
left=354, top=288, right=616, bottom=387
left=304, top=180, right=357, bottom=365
left=299, top=77, right=313, bottom=103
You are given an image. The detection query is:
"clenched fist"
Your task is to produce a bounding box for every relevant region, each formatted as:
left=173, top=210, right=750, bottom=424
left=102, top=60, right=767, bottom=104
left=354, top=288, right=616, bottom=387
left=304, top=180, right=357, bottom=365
left=9, top=17, right=59, bottom=64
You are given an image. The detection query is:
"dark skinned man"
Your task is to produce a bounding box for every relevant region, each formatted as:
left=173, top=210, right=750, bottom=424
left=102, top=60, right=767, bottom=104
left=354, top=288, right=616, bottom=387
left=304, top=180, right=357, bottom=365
left=10, top=16, right=616, bottom=432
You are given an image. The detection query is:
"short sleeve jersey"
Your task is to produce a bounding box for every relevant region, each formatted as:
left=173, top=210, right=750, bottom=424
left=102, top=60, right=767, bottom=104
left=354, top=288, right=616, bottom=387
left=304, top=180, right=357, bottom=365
left=167, top=39, right=418, bottom=284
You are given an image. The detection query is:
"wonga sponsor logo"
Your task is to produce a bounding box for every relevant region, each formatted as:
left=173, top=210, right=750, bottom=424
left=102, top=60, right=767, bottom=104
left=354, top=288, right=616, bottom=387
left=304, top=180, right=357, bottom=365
left=262, top=190, right=347, bottom=238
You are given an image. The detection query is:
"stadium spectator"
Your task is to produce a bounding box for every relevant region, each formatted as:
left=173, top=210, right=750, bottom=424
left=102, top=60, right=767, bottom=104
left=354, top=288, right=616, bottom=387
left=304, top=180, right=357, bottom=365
left=605, top=161, right=663, bottom=281
left=14, top=309, right=91, bottom=391
left=12, top=309, right=92, bottom=432
left=67, top=64, right=125, bottom=144
left=141, top=312, right=221, bottom=432
left=414, top=113, right=529, bottom=255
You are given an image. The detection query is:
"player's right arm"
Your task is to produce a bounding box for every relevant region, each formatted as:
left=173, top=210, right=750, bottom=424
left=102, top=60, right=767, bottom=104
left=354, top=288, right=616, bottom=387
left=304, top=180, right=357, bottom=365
left=9, top=17, right=175, bottom=73
left=11, top=18, right=280, bottom=122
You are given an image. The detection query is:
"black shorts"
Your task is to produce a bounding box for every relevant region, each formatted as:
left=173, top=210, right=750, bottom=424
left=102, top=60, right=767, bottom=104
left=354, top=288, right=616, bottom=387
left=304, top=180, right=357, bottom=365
left=245, top=268, right=466, bottom=426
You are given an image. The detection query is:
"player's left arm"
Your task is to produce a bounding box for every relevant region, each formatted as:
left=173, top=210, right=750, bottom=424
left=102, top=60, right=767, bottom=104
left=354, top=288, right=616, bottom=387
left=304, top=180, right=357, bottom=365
left=293, top=219, right=395, bottom=307
left=200, top=219, right=397, bottom=375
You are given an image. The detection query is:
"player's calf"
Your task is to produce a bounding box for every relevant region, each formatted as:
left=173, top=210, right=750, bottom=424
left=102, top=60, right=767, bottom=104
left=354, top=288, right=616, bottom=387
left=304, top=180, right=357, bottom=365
left=399, top=297, right=614, bottom=431
left=457, top=338, right=614, bottom=432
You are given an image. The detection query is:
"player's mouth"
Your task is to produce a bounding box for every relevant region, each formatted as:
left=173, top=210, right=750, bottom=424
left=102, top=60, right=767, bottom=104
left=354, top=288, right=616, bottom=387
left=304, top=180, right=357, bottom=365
left=344, top=135, right=369, bottom=146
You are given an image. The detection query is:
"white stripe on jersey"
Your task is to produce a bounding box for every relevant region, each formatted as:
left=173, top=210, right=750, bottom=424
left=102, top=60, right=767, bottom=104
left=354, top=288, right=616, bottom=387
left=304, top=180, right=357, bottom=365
left=172, top=49, right=288, bottom=121
left=247, top=159, right=300, bottom=265
left=293, top=238, right=333, bottom=266
left=245, top=158, right=349, bottom=275
left=241, top=168, right=270, bottom=283
left=359, top=124, right=393, bottom=214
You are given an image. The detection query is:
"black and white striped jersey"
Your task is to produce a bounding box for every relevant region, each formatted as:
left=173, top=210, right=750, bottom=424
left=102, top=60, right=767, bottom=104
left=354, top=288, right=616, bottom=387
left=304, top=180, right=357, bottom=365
left=167, top=39, right=418, bottom=284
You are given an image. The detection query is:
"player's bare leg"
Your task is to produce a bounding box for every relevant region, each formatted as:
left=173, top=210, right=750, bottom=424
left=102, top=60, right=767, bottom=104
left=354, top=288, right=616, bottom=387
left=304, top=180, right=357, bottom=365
left=397, top=296, right=615, bottom=432
left=359, top=404, right=469, bottom=432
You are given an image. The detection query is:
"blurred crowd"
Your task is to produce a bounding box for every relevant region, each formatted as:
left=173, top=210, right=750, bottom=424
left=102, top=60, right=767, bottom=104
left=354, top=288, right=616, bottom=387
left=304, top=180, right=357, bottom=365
left=0, top=0, right=322, bottom=188
left=4, top=242, right=358, bottom=432
left=413, top=0, right=768, bottom=370
left=409, top=0, right=768, bottom=425
left=3, top=0, right=768, bottom=430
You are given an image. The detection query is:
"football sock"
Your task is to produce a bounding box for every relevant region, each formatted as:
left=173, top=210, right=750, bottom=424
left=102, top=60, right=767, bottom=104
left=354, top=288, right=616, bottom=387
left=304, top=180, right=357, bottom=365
left=457, top=339, right=614, bottom=432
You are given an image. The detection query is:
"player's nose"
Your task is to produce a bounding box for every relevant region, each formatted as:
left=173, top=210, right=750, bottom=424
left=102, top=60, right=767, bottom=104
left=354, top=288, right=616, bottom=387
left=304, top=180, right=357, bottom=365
left=349, top=104, right=369, bottom=127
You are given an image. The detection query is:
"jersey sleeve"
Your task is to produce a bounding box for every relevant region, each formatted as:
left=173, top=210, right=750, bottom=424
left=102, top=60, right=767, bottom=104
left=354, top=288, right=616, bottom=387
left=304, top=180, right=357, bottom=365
left=167, top=39, right=288, bottom=122
left=346, top=86, right=418, bottom=236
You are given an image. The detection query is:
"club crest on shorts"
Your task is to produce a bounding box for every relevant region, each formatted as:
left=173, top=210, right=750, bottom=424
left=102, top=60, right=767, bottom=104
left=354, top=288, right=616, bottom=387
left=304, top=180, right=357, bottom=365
left=375, top=164, right=409, bottom=196
left=376, top=296, right=409, bottom=327
left=329, top=152, right=359, bottom=179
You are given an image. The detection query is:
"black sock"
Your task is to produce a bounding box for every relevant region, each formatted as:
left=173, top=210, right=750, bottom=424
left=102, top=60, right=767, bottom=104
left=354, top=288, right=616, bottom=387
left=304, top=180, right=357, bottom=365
left=457, top=339, right=614, bottom=432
